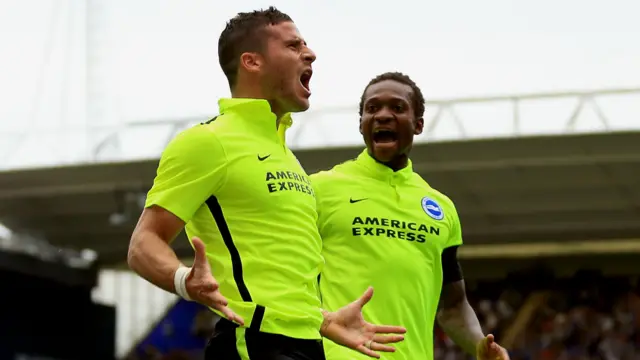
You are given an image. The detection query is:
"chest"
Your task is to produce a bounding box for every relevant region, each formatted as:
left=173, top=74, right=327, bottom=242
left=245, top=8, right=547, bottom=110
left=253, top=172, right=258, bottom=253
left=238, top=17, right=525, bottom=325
left=219, top=137, right=316, bottom=210
left=319, top=178, right=451, bottom=259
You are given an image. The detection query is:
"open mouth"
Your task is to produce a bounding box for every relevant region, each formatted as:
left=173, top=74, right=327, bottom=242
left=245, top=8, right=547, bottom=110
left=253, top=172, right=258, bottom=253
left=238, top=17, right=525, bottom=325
left=372, top=129, right=398, bottom=143
left=300, top=69, right=312, bottom=93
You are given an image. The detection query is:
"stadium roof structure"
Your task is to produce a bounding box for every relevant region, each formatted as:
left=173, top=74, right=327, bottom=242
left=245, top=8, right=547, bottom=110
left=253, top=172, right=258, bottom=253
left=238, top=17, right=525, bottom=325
left=1, top=131, right=639, bottom=266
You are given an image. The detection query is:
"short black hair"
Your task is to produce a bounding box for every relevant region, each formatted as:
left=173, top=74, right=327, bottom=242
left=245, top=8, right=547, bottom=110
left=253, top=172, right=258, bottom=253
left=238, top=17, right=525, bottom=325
left=358, top=72, right=425, bottom=119
left=218, top=7, right=292, bottom=89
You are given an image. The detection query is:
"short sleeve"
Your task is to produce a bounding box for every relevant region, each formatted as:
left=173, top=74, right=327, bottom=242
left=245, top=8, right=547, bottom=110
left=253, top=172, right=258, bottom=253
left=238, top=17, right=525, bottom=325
left=446, top=202, right=463, bottom=248
left=145, top=126, right=227, bottom=223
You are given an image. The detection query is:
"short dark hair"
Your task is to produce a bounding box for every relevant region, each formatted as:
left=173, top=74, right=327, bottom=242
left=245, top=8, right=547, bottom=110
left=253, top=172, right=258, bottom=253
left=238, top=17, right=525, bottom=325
left=218, top=7, right=293, bottom=89
left=358, top=72, right=425, bottom=119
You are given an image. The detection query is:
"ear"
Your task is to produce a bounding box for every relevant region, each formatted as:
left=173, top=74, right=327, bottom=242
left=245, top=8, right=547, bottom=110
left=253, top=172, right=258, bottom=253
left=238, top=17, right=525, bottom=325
left=239, top=52, right=263, bottom=74
left=414, top=117, right=424, bottom=136
left=359, top=117, right=364, bottom=135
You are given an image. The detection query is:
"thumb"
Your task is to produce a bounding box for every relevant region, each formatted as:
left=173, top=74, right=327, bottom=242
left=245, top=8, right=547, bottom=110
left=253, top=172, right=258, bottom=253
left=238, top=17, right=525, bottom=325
left=355, top=286, right=374, bottom=308
left=485, top=334, right=495, bottom=344
left=191, top=237, right=210, bottom=270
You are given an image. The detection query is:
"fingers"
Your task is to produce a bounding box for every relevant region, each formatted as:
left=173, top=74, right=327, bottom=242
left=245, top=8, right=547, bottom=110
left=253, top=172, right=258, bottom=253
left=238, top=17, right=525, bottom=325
left=355, top=339, right=398, bottom=358
left=369, top=342, right=396, bottom=353
left=362, top=334, right=403, bottom=358
left=192, top=236, right=205, bottom=253
left=484, top=337, right=509, bottom=360
left=372, top=325, right=407, bottom=335
left=191, top=237, right=209, bottom=270
left=489, top=343, right=509, bottom=359
left=206, top=290, right=227, bottom=306
left=355, top=344, right=380, bottom=359
left=203, top=280, right=220, bottom=292
left=484, top=335, right=502, bottom=355
left=356, top=286, right=374, bottom=308
left=497, top=347, right=509, bottom=360
left=187, top=237, right=244, bottom=326
left=204, top=292, right=245, bottom=326
left=218, top=305, right=245, bottom=326
left=478, top=334, right=493, bottom=355
left=373, top=334, right=405, bottom=344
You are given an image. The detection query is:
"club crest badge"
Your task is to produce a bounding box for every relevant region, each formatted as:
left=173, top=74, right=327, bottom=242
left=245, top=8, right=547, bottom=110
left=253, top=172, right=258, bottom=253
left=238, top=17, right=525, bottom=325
left=421, top=197, right=444, bottom=220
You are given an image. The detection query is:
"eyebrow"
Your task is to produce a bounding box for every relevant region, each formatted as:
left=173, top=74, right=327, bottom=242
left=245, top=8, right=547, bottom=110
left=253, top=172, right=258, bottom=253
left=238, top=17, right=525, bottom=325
left=288, top=37, right=307, bottom=46
left=366, top=95, right=411, bottom=102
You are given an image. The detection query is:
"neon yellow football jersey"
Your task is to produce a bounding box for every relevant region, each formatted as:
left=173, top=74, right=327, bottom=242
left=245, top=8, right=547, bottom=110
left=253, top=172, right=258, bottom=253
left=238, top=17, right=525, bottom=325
left=146, top=98, right=324, bottom=340
left=312, top=150, right=463, bottom=360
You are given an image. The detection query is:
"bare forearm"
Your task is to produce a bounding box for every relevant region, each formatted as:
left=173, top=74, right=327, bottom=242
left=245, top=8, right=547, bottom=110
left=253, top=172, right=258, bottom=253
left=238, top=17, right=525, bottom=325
left=437, top=300, right=484, bottom=355
left=127, top=231, right=183, bottom=294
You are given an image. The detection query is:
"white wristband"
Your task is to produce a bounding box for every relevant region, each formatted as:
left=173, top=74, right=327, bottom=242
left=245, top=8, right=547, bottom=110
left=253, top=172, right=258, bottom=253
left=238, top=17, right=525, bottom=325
left=174, top=266, right=193, bottom=301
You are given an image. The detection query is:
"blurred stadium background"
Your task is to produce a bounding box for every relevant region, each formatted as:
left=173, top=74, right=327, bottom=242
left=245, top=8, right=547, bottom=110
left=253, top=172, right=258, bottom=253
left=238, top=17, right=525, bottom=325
left=2, top=1, right=640, bottom=359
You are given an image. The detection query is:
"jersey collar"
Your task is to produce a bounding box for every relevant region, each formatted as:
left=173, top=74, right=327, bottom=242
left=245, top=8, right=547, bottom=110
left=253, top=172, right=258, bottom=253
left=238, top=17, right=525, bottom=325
left=218, top=98, right=293, bottom=144
left=355, top=149, right=414, bottom=183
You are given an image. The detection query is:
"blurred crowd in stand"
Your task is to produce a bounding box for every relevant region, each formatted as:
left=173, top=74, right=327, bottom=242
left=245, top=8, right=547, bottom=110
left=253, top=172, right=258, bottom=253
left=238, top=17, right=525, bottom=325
left=128, top=272, right=640, bottom=360
left=437, top=273, right=640, bottom=360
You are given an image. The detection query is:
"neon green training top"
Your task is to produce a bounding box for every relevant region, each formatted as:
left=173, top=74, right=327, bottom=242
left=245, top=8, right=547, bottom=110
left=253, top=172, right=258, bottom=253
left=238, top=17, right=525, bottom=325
left=145, top=98, right=324, bottom=339
left=312, top=150, right=463, bottom=360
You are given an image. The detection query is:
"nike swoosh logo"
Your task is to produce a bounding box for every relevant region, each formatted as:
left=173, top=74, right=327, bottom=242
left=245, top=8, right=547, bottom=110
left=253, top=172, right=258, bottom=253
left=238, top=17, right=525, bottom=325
left=257, top=154, right=271, bottom=161
left=350, top=198, right=368, bottom=203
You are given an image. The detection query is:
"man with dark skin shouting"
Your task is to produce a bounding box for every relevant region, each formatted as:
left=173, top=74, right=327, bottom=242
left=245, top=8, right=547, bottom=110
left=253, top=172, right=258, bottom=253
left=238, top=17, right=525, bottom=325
left=312, top=72, right=510, bottom=360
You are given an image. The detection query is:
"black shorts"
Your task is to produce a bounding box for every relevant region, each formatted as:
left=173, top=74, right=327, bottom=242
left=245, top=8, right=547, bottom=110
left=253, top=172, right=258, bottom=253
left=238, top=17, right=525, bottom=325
left=205, top=318, right=326, bottom=360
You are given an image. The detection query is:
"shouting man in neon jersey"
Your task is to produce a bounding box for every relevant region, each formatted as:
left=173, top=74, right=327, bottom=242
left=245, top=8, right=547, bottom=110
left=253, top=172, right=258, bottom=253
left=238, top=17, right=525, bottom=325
left=312, top=72, right=510, bottom=360
left=127, top=8, right=406, bottom=360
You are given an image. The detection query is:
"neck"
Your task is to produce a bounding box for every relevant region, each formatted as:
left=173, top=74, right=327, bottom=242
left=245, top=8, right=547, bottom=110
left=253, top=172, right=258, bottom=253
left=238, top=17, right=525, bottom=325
left=370, top=151, right=409, bottom=172
left=384, top=155, right=409, bottom=172
left=231, top=86, right=284, bottom=126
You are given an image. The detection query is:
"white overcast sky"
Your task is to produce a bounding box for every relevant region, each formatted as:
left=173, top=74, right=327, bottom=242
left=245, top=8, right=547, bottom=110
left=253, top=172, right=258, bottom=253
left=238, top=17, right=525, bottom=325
left=0, top=0, right=639, bottom=169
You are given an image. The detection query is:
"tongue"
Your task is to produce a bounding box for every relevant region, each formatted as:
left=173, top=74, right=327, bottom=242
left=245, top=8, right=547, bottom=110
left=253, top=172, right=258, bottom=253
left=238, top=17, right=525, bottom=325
left=300, top=79, right=310, bottom=93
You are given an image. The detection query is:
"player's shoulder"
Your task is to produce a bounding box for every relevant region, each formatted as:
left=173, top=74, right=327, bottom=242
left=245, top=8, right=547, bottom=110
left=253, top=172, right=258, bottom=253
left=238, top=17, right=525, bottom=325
left=409, top=172, right=457, bottom=211
left=162, top=117, right=226, bottom=160
left=310, top=159, right=360, bottom=185
left=196, top=114, right=234, bottom=132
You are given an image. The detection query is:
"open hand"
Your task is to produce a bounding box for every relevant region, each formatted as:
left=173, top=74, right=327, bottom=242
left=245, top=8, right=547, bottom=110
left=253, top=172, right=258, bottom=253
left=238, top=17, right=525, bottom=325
left=476, top=334, right=509, bottom=360
left=184, top=237, right=244, bottom=326
left=321, top=287, right=406, bottom=358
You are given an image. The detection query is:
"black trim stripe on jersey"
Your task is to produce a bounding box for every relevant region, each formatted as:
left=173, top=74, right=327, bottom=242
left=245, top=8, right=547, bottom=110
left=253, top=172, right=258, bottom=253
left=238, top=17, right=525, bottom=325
left=250, top=305, right=265, bottom=331
left=205, top=196, right=252, bottom=302
left=201, top=115, right=219, bottom=125
left=317, top=274, right=323, bottom=304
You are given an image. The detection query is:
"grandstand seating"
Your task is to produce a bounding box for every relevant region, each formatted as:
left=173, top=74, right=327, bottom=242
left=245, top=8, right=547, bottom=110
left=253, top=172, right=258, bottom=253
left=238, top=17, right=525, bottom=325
left=125, top=299, right=216, bottom=360
left=121, top=268, right=640, bottom=360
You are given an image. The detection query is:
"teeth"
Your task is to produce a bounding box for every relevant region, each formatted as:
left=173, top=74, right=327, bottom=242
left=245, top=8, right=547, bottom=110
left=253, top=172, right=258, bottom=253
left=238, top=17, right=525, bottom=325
left=301, top=71, right=311, bottom=79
